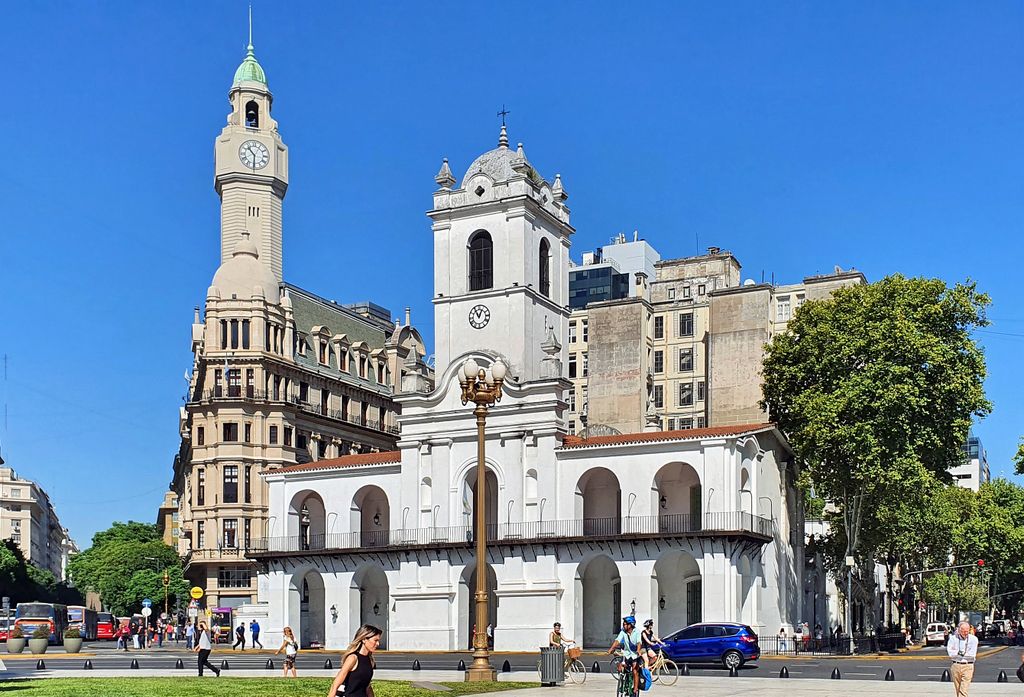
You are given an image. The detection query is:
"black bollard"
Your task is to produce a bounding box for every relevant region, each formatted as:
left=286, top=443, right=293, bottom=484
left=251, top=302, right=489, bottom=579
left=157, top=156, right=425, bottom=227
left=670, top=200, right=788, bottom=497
left=779, top=666, right=789, bottom=678
left=502, top=660, right=511, bottom=673
left=266, top=658, right=274, bottom=669
left=885, top=668, right=895, bottom=681
left=729, top=665, right=739, bottom=677
left=130, top=658, right=139, bottom=669
left=412, top=659, right=421, bottom=671
left=324, top=659, right=333, bottom=670
left=941, top=668, right=951, bottom=683
left=84, top=660, right=93, bottom=670
left=830, top=667, right=841, bottom=680
left=458, top=659, right=466, bottom=671
left=35, top=659, right=45, bottom=670
left=998, top=670, right=1008, bottom=683
left=175, top=658, right=184, bottom=669
left=680, top=663, right=690, bottom=676
left=591, top=660, right=601, bottom=673
left=221, top=659, right=229, bottom=670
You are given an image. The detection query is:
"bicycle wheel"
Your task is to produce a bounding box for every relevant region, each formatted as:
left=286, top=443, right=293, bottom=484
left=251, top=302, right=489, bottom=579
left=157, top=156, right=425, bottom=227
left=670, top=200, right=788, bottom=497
left=568, top=658, right=587, bottom=684
left=610, top=655, right=623, bottom=681
left=656, top=658, right=678, bottom=686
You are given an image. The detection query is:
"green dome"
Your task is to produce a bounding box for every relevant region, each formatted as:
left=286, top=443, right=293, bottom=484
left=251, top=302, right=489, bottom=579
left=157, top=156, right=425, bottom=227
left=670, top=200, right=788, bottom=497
left=233, top=44, right=267, bottom=86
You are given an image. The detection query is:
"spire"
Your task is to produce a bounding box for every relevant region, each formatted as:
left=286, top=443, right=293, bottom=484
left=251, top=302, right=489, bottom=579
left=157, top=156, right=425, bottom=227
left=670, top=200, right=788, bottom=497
left=434, top=157, right=455, bottom=188
left=248, top=4, right=253, bottom=51
left=498, top=124, right=509, bottom=149
left=233, top=6, right=267, bottom=86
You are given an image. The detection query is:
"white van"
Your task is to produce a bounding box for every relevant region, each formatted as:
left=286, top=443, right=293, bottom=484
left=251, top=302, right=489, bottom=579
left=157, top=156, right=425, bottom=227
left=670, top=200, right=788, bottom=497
left=925, top=623, right=950, bottom=646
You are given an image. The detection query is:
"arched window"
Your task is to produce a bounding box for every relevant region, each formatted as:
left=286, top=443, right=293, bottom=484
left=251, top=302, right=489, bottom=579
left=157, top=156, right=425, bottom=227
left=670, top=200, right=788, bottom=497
left=245, top=100, right=260, bottom=128
left=468, top=231, right=493, bottom=291
left=538, top=238, right=551, bottom=297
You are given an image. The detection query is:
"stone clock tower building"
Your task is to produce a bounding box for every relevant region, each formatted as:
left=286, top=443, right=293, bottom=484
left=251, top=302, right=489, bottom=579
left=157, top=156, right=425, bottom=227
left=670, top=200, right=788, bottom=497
left=214, top=41, right=289, bottom=280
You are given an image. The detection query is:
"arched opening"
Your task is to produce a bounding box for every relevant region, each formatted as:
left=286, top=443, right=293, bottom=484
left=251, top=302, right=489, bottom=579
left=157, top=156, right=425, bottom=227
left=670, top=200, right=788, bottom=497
left=575, top=468, right=621, bottom=535
left=460, top=563, right=497, bottom=649
left=245, top=100, right=260, bottom=128
left=352, top=565, right=390, bottom=649
left=463, top=468, right=498, bottom=540
left=351, top=486, right=390, bottom=548
left=289, top=570, right=325, bottom=648
left=468, top=231, right=493, bottom=291
left=653, top=550, right=701, bottom=634
left=652, top=462, right=701, bottom=533
left=288, top=491, right=326, bottom=550
left=577, top=556, right=621, bottom=649
left=739, top=468, right=752, bottom=514
left=538, top=238, right=551, bottom=297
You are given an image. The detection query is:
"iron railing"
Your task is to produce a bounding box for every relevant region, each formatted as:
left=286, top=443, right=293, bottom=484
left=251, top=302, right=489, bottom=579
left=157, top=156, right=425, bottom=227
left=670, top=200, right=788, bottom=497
left=247, top=511, right=773, bottom=554
left=758, top=632, right=907, bottom=656
left=190, top=389, right=400, bottom=435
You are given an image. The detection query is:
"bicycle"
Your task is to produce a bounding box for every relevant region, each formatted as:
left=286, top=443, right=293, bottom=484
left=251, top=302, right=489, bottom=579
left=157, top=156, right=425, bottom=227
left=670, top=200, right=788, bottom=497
left=647, top=647, right=678, bottom=686
left=611, top=652, right=639, bottom=697
left=537, top=642, right=587, bottom=684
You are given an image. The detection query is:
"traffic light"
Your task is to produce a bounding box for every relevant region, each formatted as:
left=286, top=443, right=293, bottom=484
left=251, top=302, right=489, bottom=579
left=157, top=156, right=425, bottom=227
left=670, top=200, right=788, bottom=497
left=978, top=559, right=985, bottom=567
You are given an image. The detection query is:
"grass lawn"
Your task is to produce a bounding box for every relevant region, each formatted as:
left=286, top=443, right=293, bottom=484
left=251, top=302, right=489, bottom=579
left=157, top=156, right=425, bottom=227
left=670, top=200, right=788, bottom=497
left=0, top=678, right=537, bottom=696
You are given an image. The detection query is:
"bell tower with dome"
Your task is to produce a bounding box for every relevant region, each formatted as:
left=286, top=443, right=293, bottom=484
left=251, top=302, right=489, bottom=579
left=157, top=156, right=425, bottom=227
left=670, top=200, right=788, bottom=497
left=214, top=32, right=289, bottom=280
left=428, top=125, right=573, bottom=382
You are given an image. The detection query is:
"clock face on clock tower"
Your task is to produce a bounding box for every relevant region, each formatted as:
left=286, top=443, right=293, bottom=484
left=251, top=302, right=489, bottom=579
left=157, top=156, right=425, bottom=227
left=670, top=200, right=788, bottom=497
left=468, top=304, right=490, bottom=329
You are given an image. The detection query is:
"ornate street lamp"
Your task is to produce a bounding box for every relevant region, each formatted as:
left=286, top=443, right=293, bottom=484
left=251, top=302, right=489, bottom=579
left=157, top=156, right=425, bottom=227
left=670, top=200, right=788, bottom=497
left=459, top=356, right=507, bottom=682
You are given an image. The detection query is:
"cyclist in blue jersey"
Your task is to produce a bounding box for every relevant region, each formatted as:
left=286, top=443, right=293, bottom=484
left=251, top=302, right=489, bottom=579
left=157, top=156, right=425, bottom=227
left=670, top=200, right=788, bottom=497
left=608, top=616, right=642, bottom=697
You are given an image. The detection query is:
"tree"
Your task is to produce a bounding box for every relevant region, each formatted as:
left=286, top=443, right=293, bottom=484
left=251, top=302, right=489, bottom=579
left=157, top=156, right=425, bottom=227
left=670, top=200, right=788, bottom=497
left=69, top=521, right=188, bottom=616
left=0, top=540, right=82, bottom=606
left=923, top=572, right=988, bottom=620
left=762, top=274, right=990, bottom=630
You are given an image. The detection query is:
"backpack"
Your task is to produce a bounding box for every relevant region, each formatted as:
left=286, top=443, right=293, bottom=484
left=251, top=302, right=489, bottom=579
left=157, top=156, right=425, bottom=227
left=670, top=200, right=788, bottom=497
left=640, top=666, right=652, bottom=691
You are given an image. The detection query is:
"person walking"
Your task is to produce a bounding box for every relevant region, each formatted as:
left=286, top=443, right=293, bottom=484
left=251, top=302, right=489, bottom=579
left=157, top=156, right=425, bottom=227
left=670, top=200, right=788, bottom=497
left=194, top=621, right=221, bottom=677
left=250, top=619, right=264, bottom=649
left=233, top=622, right=246, bottom=650
left=185, top=621, right=195, bottom=650
left=947, top=620, right=978, bottom=697
left=327, top=624, right=382, bottom=697
left=274, top=626, right=300, bottom=678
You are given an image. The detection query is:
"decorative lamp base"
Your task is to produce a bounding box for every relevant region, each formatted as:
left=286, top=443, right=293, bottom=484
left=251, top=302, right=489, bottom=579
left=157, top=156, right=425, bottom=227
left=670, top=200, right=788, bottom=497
left=465, top=666, right=498, bottom=682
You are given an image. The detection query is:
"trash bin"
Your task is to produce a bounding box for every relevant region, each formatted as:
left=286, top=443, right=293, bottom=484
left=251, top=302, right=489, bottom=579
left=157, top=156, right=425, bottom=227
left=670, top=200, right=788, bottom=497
left=539, top=645, right=565, bottom=685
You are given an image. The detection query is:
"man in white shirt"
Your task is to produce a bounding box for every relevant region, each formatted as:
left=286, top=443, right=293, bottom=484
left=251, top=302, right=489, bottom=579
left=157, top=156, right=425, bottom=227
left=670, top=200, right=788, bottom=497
left=946, top=621, right=978, bottom=696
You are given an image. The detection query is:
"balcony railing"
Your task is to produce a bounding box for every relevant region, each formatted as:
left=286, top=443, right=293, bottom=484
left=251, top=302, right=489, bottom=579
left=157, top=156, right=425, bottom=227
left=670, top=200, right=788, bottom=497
left=248, top=511, right=773, bottom=555
left=190, top=388, right=400, bottom=435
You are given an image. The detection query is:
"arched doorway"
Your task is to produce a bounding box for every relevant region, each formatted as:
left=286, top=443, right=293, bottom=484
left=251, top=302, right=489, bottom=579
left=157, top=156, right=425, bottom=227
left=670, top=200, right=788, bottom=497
left=289, top=570, right=325, bottom=648
left=652, top=463, right=701, bottom=533
left=463, top=468, right=498, bottom=541
left=575, top=468, right=621, bottom=536
left=288, top=491, right=326, bottom=550
left=352, top=565, right=390, bottom=649
left=351, top=486, right=390, bottom=547
left=653, top=550, right=701, bottom=634
left=460, top=563, right=497, bottom=649
left=577, top=555, right=621, bottom=648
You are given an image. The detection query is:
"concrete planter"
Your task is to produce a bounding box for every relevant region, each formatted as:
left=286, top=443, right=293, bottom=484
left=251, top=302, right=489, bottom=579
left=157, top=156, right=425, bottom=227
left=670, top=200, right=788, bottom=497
left=5, top=638, right=26, bottom=653
left=27, top=638, right=49, bottom=654
left=63, top=638, right=83, bottom=653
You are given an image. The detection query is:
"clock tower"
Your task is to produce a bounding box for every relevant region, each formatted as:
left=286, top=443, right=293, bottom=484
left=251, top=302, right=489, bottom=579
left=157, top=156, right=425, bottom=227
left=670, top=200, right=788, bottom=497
left=214, top=38, right=289, bottom=281
left=428, top=126, right=573, bottom=382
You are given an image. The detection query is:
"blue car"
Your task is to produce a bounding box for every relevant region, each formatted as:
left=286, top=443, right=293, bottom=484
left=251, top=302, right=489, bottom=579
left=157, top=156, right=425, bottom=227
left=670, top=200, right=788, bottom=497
left=661, top=622, right=760, bottom=670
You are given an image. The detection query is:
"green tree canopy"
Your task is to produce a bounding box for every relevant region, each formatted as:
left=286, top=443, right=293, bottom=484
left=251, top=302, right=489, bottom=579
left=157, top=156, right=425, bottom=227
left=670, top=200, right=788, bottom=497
left=0, top=539, right=81, bottom=606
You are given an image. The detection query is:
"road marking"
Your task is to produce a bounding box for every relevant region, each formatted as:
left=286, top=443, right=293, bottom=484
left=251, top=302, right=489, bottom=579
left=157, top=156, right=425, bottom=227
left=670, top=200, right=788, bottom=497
left=845, top=672, right=877, bottom=676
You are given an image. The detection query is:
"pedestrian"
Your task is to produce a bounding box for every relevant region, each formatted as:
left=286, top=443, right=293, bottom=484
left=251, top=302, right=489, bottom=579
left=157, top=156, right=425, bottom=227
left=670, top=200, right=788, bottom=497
left=194, top=621, right=221, bottom=677
left=234, top=622, right=246, bottom=651
left=486, top=623, right=493, bottom=648
left=274, top=626, right=300, bottom=678
left=778, top=627, right=788, bottom=652
left=131, top=621, right=140, bottom=650
left=947, top=620, right=978, bottom=697
left=327, top=624, right=382, bottom=697
left=119, top=623, right=131, bottom=651
left=185, top=621, right=195, bottom=650
left=157, top=619, right=164, bottom=647
left=814, top=623, right=823, bottom=651
left=250, top=619, right=263, bottom=649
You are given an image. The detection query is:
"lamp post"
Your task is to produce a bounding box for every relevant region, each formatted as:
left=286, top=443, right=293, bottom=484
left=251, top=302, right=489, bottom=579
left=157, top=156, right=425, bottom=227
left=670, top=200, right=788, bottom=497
left=459, top=356, right=507, bottom=682
left=163, top=569, right=170, bottom=617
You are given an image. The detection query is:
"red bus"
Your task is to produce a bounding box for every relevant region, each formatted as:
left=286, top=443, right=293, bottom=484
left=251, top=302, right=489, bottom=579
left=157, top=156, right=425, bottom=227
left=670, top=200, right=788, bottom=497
left=14, top=602, right=68, bottom=644
left=96, top=612, right=118, bottom=640
left=67, top=606, right=98, bottom=641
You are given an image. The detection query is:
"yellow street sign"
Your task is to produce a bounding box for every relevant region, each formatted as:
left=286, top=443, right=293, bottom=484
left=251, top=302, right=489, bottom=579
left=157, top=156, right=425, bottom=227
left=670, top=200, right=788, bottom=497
left=190, top=586, right=204, bottom=600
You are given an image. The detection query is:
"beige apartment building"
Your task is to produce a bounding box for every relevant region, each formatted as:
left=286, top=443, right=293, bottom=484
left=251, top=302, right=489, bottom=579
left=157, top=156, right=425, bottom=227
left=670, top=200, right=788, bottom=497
left=168, top=41, right=431, bottom=609
left=567, top=237, right=864, bottom=435
left=0, top=463, right=76, bottom=581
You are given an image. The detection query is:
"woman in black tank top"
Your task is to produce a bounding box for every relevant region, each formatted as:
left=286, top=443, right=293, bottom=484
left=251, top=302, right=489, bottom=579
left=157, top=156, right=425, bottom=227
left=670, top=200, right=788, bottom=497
left=328, top=624, right=383, bottom=697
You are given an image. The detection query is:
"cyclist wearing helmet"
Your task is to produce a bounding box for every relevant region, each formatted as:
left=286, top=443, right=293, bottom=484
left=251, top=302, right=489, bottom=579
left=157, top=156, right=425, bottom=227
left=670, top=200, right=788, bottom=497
left=608, top=616, right=642, bottom=697
left=640, top=619, right=665, bottom=668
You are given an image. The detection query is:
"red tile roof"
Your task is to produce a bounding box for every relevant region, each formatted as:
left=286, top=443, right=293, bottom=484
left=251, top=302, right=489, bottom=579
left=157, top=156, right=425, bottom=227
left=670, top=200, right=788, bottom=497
left=560, top=423, right=774, bottom=449
left=277, top=450, right=401, bottom=474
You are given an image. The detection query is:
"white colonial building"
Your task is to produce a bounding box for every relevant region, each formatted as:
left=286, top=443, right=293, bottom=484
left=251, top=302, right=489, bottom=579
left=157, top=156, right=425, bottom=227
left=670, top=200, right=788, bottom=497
left=243, top=123, right=803, bottom=651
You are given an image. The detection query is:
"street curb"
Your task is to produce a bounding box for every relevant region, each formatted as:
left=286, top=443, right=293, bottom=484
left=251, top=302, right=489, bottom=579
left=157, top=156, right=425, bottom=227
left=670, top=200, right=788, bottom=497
left=759, top=645, right=1007, bottom=662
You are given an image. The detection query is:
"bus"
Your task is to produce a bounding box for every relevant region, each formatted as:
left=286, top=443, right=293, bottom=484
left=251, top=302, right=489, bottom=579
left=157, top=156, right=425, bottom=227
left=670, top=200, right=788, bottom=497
left=96, top=612, right=118, bottom=640
left=14, top=603, right=68, bottom=645
left=67, top=606, right=98, bottom=641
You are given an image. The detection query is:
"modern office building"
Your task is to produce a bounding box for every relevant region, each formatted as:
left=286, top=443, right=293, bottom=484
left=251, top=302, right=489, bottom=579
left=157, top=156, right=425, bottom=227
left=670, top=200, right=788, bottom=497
left=950, top=434, right=990, bottom=491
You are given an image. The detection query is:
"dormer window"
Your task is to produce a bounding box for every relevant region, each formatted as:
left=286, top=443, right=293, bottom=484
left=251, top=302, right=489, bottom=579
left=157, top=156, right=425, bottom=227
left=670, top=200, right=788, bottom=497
left=469, top=231, right=493, bottom=291
left=245, top=100, right=260, bottom=128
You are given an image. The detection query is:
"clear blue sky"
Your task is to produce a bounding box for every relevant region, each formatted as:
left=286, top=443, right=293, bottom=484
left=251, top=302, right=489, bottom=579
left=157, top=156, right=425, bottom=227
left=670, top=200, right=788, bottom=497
left=1, top=2, right=1021, bottom=547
